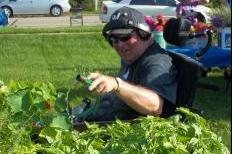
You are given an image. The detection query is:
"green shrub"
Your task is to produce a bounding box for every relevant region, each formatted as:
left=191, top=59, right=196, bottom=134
left=0, top=81, right=230, bottom=154
left=69, top=0, right=94, bottom=11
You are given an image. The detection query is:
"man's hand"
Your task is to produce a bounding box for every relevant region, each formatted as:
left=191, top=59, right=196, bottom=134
left=88, top=72, right=118, bottom=94
left=87, top=73, right=163, bottom=116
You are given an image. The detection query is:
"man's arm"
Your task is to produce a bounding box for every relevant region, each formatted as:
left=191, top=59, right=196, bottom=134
left=88, top=72, right=164, bottom=116
left=114, top=77, right=164, bottom=116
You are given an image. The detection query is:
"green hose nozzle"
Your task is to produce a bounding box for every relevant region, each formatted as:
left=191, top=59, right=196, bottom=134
left=76, top=74, right=93, bottom=86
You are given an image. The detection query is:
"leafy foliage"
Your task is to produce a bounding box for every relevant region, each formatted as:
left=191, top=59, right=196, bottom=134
left=210, top=6, right=231, bottom=28
left=0, top=80, right=71, bottom=153
left=0, top=81, right=230, bottom=153
left=69, top=0, right=96, bottom=10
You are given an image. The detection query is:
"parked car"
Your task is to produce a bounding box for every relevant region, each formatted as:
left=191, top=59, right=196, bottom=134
left=99, top=0, right=211, bottom=23
left=0, top=0, right=71, bottom=17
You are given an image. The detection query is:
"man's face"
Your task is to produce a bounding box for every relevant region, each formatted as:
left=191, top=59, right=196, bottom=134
left=109, top=30, right=146, bottom=64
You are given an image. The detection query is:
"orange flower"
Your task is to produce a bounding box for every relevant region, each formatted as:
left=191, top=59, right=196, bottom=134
left=192, top=22, right=214, bottom=32
left=45, top=100, right=52, bottom=110
left=32, top=121, right=36, bottom=127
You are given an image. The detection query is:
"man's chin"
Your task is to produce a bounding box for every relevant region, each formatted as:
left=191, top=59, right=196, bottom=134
left=122, top=58, right=134, bottom=64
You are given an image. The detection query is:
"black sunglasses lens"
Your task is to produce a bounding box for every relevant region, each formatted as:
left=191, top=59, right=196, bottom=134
left=109, top=36, right=118, bottom=44
left=120, top=35, right=132, bottom=42
left=108, top=33, right=132, bottom=44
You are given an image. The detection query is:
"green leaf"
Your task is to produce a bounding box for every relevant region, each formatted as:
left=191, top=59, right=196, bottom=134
left=40, top=83, right=55, bottom=100
left=188, top=137, right=199, bottom=149
left=163, top=142, right=173, bottom=149
left=39, top=127, right=59, bottom=143
left=32, top=95, right=46, bottom=111
left=17, top=81, right=30, bottom=90
left=9, top=112, right=30, bottom=129
left=55, top=92, right=67, bottom=112
left=50, top=113, right=71, bottom=130
left=7, top=89, right=33, bottom=113
left=8, top=80, right=18, bottom=92
left=48, top=82, right=56, bottom=96
left=0, top=80, right=7, bottom=91
left=191, top=123, right=202, bottom=136
left=0, top=80, right=4, bottom=87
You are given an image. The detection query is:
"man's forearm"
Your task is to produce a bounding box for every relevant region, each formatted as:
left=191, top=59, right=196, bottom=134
left=115, top=78, right=163, bottom=116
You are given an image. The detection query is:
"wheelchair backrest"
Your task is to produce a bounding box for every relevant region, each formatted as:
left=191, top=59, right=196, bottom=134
left=168, top=51, right=204, bottom=108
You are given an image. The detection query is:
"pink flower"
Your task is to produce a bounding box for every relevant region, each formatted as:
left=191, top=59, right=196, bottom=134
left=144, top=15, right=166, bottom=32
left=144, top=16, right=156, bottom=30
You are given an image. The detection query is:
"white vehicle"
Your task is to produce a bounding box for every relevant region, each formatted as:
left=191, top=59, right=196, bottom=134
left=0, top=0, right=71, bottom=17
left=99, top=0, right=211, bottom=23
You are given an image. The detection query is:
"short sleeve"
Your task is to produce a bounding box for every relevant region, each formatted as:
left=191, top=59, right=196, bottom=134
left=136, top=53, right=177, bottom=104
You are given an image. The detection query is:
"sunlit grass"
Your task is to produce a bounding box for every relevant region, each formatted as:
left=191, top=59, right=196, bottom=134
left=0, top=25, right=103, bottom=34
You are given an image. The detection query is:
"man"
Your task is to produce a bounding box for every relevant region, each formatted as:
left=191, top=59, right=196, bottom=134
left=77, top=7, right=177, bottom=122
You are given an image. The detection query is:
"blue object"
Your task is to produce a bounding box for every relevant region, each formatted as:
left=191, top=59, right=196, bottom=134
left=0, top=9, right=8, bottom=26
left=36, top=120, right=44, bottom=127
left=167, top=46, right=231, bottom=68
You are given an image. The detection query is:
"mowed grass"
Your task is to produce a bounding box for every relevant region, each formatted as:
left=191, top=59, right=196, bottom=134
left=0, top=27, right=119, bottom=85
left=0, top=27, right=231, bottom=150
left=0, top=26, right=103, bottom=34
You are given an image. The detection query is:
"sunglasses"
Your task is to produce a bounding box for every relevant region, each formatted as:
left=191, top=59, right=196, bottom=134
left=108, top=31, right=134, bottom=44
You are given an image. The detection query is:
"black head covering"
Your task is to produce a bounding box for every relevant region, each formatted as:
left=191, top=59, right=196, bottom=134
left=163, top=18, right=192, bottom=47
left=102, top=6, right=151, bottom=39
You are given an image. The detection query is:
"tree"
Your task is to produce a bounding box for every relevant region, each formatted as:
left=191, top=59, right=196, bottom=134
left=69, top=0, right=94, bottom=10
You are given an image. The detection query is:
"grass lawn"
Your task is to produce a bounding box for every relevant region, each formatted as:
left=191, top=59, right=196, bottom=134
left=0, top=26, right=231, bottom=151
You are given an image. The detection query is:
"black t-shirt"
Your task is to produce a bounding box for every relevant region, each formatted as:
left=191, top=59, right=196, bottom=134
left=86, top=42, right=177, bottom=121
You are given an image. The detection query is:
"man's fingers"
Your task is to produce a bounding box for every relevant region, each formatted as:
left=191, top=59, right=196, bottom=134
left=89, top=72, right=101, bottom=80
left=87, top=73, right=116, bottom=94
left=97, top=83, right=105, bottom=93
left=88, top=76, right=103, bottom=91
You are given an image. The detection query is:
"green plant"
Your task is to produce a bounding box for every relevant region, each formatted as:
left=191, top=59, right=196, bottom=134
left=0, top=81, right=230, bottom=153
left=210, top=7, right=231, bottom=28
left=0, top=81, right=72, bottom=153
left=69, top=0, right=95, bottom=11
